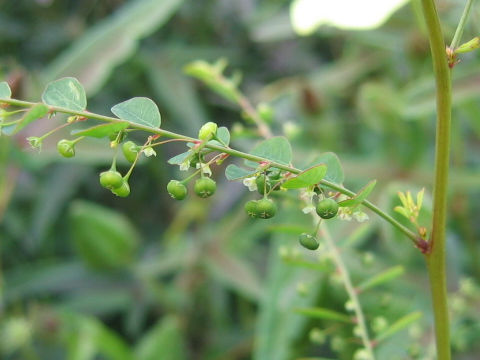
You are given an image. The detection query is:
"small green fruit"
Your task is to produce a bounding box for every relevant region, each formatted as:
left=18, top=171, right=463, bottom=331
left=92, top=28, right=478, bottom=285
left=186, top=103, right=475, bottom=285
left=194, top=177, right=216, bottom=198
left=57, top=139, right=75, bottom=158
left=244, top=200, right=258, bottom=218
left=111, top=180, right=130, bottom=197
left=299, top=233, right=319, bottom=250
left=198, top=122, right=218, bottom=141
left=122, top=141, right=139, bottom=163
left=99, top=170, right=124, bottom=189
left=256, top=198, right=277, bottom=219
left=167, top=180, right=187, bottom=200
left=256, top=174, right=272, bottom=195
left=316, top=198, right=339, bottom=219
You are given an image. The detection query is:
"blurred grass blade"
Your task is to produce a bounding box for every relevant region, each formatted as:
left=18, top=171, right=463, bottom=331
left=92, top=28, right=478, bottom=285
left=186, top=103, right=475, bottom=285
left=356, top=265, right=405, bottom=293
left=41, top=0, right=183, bottom=95
left=205, top=245, right=263, bottom=301
left=374, top=311, right=423, bottom=343
left=62, top=312, right=133, bottom=360
left=134, top=316, right=187, bottom=360
left=294, top=307, right=353, bottom=323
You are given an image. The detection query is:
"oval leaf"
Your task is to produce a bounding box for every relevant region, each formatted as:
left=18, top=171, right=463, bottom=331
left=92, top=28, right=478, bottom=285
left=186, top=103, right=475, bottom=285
left=307, top=152, right=344, bottom=184
left=225, top=164, right=256, bottom=180
left=339, top=180, right=377, bottom=208
left=282, top=164, right=327, bottom=189
left=168, top=150, right=193, bottom=165
left=42, top=77, right=87, bottom=111
left=0, top=81, right=12, bottom=98
left=14, top=104, right=49, bottom=134
left=72, top=122, right=129, bottom=138
left=111, top=97, right=161, bottom=128
left=246, top=136, right=292, bottom=167
left=216, top=126, right=230, bottom=146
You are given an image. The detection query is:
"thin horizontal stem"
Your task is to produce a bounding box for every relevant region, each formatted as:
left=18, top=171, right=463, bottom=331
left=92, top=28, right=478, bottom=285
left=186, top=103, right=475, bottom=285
left=1, top=97, right=419, bottom=244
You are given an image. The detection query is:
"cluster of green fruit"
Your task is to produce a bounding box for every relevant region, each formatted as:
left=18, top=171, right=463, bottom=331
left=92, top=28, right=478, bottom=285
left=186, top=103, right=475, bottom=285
left=298, top=198, right=339, bottom=250
left=166, top=177, right=216, bottom=200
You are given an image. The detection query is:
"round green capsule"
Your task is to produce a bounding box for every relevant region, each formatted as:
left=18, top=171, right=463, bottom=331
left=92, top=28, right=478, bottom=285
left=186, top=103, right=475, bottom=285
left=316, top=198, right=339, bottom=219
left=122, top=141, right=139, bottom=163
left=167, top=180, right=187, bottom=200
left=194, top=177, right=216, bottom=198
left=198, top=122, right=218, bottom=141
left=256, top=198, right=277, bottom=219
left=99, top=170, right=124, bottom=190
left=111, top=180, right=130, bottom=197
left=57, top=139, right=75, bottom=158
left=244, top=200, right=258, bottom=218
left=299, top=233, right=319, bottom=250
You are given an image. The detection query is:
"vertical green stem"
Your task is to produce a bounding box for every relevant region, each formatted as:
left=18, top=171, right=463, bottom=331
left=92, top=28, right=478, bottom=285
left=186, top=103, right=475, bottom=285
left=421, top=1, right=452, bottom=359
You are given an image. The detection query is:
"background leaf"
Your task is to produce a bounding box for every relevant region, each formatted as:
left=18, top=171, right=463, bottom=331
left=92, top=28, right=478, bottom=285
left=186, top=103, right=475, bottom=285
left=111, top=97, right=161, bottom=128
left=134, top=316, right=187, bottom=360
left=40, top=0, right=184, bottom=95
left=42, top=77, right=87, bottom=111
left=307, top=152, right=344, bottom=184
left=246, top=136, right=292, bottom=167
left=0, top=81, right=11, bottom=98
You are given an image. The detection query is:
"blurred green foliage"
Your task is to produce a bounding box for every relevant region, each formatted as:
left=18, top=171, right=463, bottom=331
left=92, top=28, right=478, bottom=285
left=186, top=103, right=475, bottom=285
left=1, top=0, right=479, bottom=359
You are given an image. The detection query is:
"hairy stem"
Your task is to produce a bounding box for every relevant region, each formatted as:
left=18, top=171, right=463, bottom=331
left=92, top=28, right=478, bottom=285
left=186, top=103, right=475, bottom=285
left=320, top=224, right=375, bottom=359
left=421, top=0, right=452, bottom=359
left=0, top=97, right=419, bottom=243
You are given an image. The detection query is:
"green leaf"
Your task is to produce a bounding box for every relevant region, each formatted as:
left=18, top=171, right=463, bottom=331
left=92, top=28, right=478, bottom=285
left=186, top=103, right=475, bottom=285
left=375, top=312, right=423, bottom=343
left=111, top=97, right=161, bottom=128
left=42, top=77, right=87, bottom=111
left=72, top=122, right=129, bottom=138
left=135, top=316, right=187, bottom=360
left=14, top=104, right=49, bottom=134
left=294, top=307, right=353, bottom=323
left=62, top=312, right=133, bottom=360
left=282, top=164, right=327, bottom=189
left=167, top=151, right=193, bottom=165
left=41, top=0, right=183, bottom=95
left=308, top=152, right=344, bottom=184
left=0, top=81, right=11, bottom=98
left=356, top=266, right=405, bottom=293
left=246, top=136, right=292, bottom=167
left=69, top=200, right=139, bottom=270
left=338, top=180, right=377, bottom=208
left=225, top=164, right=256, bottom=180
left=216, top=126, right=230, bottom=146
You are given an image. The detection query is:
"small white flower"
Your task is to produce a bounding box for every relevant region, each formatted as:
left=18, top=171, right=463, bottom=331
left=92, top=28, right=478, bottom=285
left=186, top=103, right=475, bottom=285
left=300, top=189, right=316, bottom=202
left=338, top=207, right=352, bottom=221
left=353, top=211, right=369, bottom=222
left=302, top=204, right=316, bottom=214
left=243, top=176, right=257, bottom=191
left=142, top=147, right=156, bottom=157
left=179, top=159, right=190, bottom=171
left=196, top=162, right=212, bottom=176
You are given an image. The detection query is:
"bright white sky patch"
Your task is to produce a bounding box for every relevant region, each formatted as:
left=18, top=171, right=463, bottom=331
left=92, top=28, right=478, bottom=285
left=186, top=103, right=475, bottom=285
left=290, top=0, right=410, bottom=34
